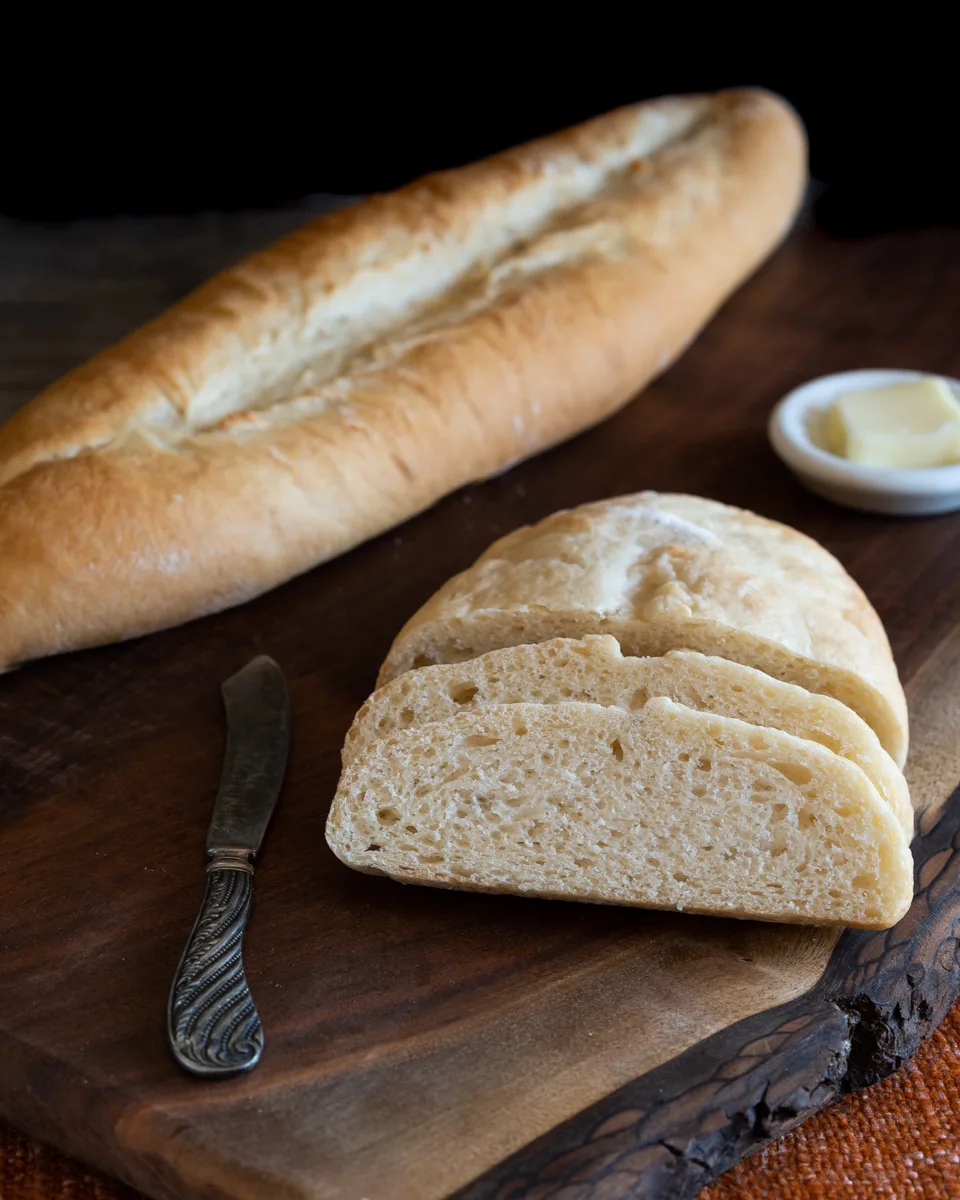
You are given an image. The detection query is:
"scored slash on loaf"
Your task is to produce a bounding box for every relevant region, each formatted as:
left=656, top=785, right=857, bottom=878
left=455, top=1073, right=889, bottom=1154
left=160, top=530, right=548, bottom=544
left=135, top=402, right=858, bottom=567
left=328, top=494, right=914, bottom=930
left=0, top=91, right=805, bottom=672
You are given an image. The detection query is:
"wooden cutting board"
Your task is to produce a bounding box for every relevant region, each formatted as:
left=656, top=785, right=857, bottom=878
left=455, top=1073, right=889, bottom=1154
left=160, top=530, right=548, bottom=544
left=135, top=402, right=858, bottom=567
left=2, top=204, right=960, bottom=1200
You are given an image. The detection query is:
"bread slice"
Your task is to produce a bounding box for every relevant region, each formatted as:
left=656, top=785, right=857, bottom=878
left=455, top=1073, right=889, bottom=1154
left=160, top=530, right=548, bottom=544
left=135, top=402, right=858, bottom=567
left=377, top=493, right=909, bottom=768
left=326, top=698, right=913, bottom=929
left=347, top=636, right=912, bottom=838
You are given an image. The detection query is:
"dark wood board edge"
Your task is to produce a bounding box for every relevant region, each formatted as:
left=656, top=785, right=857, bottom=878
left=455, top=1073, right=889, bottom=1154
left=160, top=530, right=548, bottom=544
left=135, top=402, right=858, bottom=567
left=452, top=786, right=960, bottom=1200
left=3, top=791, right=957, bottom=1200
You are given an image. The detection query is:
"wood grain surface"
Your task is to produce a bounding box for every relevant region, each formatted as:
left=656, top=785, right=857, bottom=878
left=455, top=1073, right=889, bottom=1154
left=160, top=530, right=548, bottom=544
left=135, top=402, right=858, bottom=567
left=0, top=204, right=959, bottom=1200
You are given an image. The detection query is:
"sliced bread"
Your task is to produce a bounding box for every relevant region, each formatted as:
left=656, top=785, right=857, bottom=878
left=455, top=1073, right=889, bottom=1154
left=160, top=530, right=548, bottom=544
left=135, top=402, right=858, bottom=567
left=346, top=636, right=912, bottom=838
left=326, top=698, right=914, bottom=929
left=376, top=493, right=908, bottom=767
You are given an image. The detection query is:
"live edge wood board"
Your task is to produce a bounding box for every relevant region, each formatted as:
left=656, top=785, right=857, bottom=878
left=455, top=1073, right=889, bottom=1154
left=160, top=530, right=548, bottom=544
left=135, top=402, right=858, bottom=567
left=1, top=204, right=960, bottom=1200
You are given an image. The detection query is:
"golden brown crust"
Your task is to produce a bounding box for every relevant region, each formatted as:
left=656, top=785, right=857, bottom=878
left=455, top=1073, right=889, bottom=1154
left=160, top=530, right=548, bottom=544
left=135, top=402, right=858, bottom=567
left=0, top=90, right=806, bottom=670
left=377, top=493, right=909, bottom=767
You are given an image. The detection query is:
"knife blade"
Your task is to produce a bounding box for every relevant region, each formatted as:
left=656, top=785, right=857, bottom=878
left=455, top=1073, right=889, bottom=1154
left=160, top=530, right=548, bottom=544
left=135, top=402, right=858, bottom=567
left=207, top=656, right=291, bottom=855
left=167, top=655, right=291, bottom=1078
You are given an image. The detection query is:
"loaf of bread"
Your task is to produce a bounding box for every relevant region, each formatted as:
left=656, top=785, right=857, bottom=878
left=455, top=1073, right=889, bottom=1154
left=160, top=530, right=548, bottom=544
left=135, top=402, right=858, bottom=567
left=0, top=90, right=805, bottom=672
left=346, top=636, right=912, bottom=837
left=326, top=698, right=913, bottom=929
left=378, top=493, right=909, bottom=767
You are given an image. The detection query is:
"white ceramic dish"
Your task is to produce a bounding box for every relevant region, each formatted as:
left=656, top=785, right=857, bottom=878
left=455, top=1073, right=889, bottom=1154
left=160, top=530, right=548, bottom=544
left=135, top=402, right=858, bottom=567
left=769, top=369, right=960, bottom=516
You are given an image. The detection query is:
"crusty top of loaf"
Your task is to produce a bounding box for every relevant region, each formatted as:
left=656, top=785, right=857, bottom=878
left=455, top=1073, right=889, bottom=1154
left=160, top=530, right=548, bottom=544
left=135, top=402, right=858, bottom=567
left=377, top=493, right=908, bottom=765
left=0, top=91, right=795, bottom=490
left=0, top=91, right=806, bottom=673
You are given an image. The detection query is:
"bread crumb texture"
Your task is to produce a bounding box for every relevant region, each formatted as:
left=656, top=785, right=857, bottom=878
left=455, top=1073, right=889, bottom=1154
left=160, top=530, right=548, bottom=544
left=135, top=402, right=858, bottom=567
left=328, top=699, right=912, bottom=929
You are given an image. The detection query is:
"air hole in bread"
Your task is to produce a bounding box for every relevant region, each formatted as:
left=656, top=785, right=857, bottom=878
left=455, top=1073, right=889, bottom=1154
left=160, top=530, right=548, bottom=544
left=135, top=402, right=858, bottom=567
left=798, top=808, right=816, bottom=830
left=399, top=709, right=415, bottom=726
left=449, top=682, right=479, bottom=704
left=419, top=854, right=444, bottom=864
left=678, top=752, right=690, bottom=763
left=769, top=761, right=813, bottom=786
left=771, top=803, right=788, bottom=822
left=673, top=871, right=689, bottom=883
left=404, top=824, right=418, bottom=834
left=696, top=757, right=711, bottom=771
left=377, top=807, right=400, bottom=825
left=610, top=738, right=624, bottom=761
left=463, top=734, right=501, bottom=748
left=692, top=785, right=707, bottom=798
left=366, top=843, right=383, bottom=852
left=852, top=874, right=877, bottom=890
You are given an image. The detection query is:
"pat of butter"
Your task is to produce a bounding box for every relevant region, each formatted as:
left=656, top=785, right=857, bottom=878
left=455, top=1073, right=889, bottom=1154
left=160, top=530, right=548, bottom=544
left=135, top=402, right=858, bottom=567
left=826, top=378, right=960, bottom=468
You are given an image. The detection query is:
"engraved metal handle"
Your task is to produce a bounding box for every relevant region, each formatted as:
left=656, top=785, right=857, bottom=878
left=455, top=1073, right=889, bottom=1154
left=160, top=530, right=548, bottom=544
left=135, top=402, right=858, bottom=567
left=167, top=849, right=263, bottom=1077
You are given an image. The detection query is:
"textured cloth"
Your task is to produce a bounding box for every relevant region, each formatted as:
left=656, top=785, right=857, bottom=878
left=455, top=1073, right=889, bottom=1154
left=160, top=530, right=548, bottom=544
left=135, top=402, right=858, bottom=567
left=3, top=997, right=960, bottom=1199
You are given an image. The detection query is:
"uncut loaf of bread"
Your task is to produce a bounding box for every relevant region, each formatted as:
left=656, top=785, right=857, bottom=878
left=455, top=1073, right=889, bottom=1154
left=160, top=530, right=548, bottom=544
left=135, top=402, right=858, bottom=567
left=378, top=493, right=909, bottom=767
left=0, top=89, right=805, bottom=672
left=346, top=636, right=913, bottom=837
left=325, top=698, right=913, bottom=929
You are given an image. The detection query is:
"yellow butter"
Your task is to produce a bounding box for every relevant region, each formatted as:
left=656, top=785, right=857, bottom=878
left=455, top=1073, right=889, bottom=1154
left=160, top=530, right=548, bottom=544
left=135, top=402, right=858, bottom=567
left=827, top=378, right=960, bottom=468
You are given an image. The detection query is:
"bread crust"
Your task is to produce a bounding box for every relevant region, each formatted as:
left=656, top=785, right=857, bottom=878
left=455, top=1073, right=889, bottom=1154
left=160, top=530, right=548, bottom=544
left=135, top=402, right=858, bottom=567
left=377, top=493, right=909, bottom=767
left=0, top=90, right=805, bottom=669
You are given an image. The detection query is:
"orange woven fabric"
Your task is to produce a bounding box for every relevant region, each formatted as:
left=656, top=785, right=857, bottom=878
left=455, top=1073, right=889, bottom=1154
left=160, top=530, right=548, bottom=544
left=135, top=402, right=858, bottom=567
left=3, top=997, right=960, bottom=1199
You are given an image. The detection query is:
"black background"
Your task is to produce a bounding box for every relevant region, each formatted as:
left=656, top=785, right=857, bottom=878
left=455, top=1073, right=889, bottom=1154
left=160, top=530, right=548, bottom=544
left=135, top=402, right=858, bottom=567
left=4, top=35, right=957, bottom=234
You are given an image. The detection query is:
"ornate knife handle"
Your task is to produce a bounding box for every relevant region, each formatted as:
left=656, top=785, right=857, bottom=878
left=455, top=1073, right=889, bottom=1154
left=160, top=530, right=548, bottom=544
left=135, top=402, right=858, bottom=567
left=167, top=849, right=263, bottom=1077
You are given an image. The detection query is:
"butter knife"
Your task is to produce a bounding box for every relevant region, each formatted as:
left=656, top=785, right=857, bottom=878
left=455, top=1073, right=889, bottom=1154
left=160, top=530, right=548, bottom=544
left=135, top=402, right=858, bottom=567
left=167, top=655, right=291, bottom=1078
